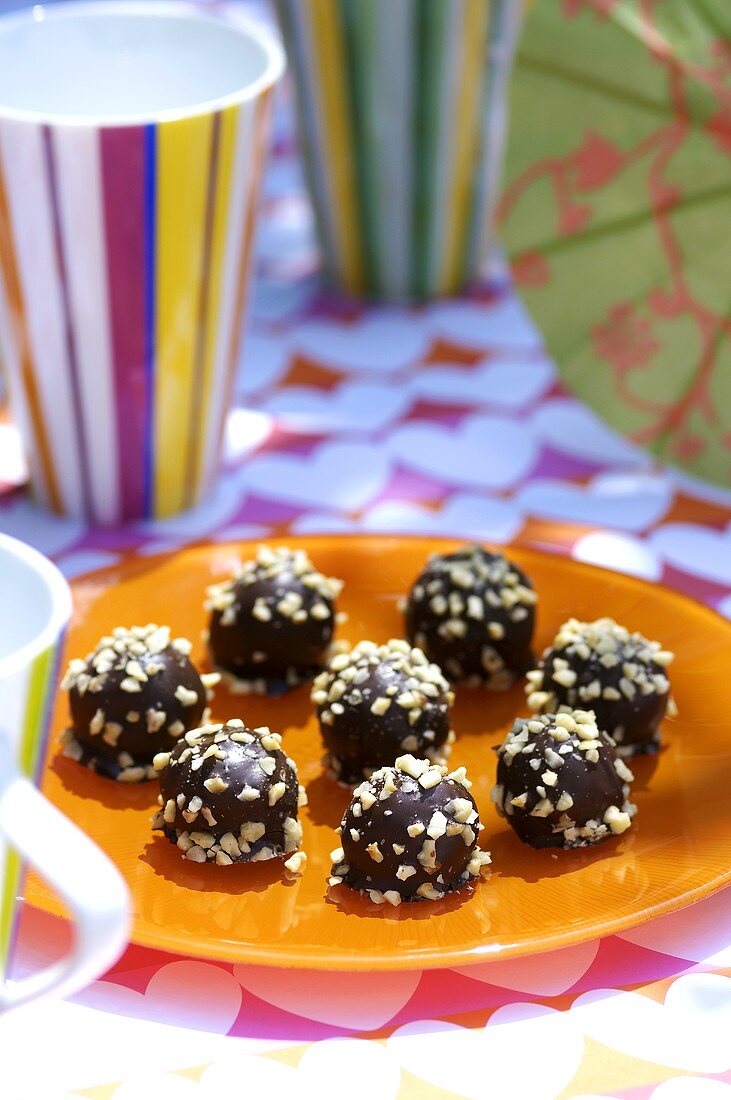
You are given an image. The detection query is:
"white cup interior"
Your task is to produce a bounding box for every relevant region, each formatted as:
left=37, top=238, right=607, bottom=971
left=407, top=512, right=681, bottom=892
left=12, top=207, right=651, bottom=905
left=0, top=535, right=70, bottom=669
left=0, top=1, right=283, bottom=124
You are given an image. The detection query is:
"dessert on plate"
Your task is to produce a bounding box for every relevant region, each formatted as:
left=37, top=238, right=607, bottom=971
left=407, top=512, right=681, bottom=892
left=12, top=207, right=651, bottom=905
left=526, top=617, right=675, bottom=756
left=205, top=545, right=343, bottom=694
left=329, top=754, right=491, bottom=906
left=312, top=638, right=454, bottom=783
left=153, top=720, right=307, bottom=870
left=492, top=709, right=636, bottom=849
left=60, top=623, right=218, bottom=782
left=403, top=544, right=537, bottom=688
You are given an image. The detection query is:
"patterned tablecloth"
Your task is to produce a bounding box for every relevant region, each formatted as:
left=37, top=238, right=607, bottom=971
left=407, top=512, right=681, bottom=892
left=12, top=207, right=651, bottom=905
left=2, top=20, right=731, bottom=1099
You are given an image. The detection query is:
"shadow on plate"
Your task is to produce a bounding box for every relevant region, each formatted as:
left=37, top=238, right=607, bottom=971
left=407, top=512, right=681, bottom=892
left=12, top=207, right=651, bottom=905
left=304, top=770, right=351, bottom=827
left=325, top=879, right=479, bottom=922
left=210, top=679, right=316, bottom=731
left=486, top=825, right=628, bottom=884
left=50, top=754, right=158, bottom=811
left=627, top=749, right=661, bottom=791
left=140, top=837, right=294, bottom=894
left=452, top=682, right=528, bottom=742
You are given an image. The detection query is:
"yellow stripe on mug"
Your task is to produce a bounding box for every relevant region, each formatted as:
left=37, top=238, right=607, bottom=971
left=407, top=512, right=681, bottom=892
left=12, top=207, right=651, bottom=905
left=154, top=114, right=213, bottom=518
left=305, top=0, right=364, bottom=296
left=441, top=0, right=491, bottom=295
left=193, top=105, right=239, bottom=498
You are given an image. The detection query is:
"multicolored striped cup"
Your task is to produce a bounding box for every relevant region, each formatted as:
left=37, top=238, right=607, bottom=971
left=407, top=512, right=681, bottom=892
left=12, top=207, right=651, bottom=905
left=0, top=2, right=284, bottom=523
left=276, top=0, right=521, bottom=301
left=0, top=534, right=129, bottom=1011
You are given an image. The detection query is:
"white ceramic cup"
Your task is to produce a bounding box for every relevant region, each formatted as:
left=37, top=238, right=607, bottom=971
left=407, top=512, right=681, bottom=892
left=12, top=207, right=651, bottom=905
left=0, top=533, right=129, bottom=1012
left=0, top=1, right=284, bottom=522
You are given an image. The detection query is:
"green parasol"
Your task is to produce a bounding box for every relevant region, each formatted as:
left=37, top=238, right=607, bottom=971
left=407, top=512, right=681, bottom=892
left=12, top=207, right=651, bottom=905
left=500, top=0, right=731, bottom=487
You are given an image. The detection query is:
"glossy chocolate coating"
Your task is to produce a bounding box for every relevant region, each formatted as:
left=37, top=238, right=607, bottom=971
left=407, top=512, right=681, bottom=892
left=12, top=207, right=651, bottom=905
left=492, top=711, right=635, bottom=849
left=527, top=618, right=673, bottom=756
left=404, top=545, right=536, bottom=687
left=312, top=639, right=454, bottom=784
left=154, top=721, right=303, bottom=864
left=206, top=546, right=342, bottom=691
left=62, top=625, right=208, bottom=781
left=331, top=756, right=490, bottom=904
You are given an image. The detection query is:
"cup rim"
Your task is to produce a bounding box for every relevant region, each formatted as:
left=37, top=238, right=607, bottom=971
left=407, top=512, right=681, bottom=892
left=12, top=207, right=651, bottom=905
left=0, top=0, right=286, bottom=128
left=0, top=533, right=72, bottom=680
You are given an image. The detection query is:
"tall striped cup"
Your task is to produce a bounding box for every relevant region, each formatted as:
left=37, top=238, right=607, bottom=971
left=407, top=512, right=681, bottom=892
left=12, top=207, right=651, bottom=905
left=0, top=2, right=284, bottom=523
left=0, top=534, right=129, bottom=1011
left=276, top=0, right=521, bottom=301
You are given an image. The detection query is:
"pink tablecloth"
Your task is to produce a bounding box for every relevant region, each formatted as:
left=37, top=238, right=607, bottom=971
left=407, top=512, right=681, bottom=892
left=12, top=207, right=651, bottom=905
left=2, top=28, right=731, bottom=1100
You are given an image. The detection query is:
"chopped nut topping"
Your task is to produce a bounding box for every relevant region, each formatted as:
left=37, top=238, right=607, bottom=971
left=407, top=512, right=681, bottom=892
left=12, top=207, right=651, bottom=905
left=203, top=776, right=229, bottom=794
left=174, top=685, right=199, bottom=707
left=526, top=617, right=674, bottom=739
left=284, top=850, right=307, bottom=874
left=268, top=781, right=287, bottom=806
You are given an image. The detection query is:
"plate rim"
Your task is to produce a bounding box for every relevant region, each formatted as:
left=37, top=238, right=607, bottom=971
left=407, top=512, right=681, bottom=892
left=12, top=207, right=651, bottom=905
left=26, top=532, right=731, bottom=970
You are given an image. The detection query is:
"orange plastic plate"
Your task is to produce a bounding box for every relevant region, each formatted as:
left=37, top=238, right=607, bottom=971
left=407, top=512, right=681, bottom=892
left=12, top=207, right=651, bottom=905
left=25, top=536, right=731, bottom=970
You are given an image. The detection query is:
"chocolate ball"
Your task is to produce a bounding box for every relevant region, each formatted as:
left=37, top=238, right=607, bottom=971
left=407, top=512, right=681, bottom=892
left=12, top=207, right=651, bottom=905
left=60, top=624, right=218, bottom=782
left=153, top=720, right=306, bottom=866
left=404, top=545, right=537, bottom=687
left=526, top=617, right=675, bottom=757
left=205, top=545, right=343, bottom=693
left=312, top=639, right=455, bottom=784
left=330, top=755, right=491, bottom=906
left=492, top=710, right=636, bottom=849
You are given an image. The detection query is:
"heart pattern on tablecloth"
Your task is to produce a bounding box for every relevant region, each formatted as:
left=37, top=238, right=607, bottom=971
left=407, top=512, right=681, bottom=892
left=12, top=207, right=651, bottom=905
left=236, top=332, right=293, bottom=397
left=386, top=414, right=538, bottom=490
left=262, top=380, right=412, bottom=433
left=80, top=961, right=242, bottom=1034
left=407, top=355, right=555, bottom=409
left=387, top=1003, right=584, bottom=1100
left=233, top=965, right=420, bottom=1031
left=239, top=440, right=392, bottom=511
left=0, top=989, right=283, bottom=1098
left=651, top=523, right=731, bottom=586
left=0, top=497, right=84, bottom=556
left=109, top=1039, right=401, bottom=1100
left=617, top=888, right=731, bottom=967
left=453, top=941, right=598, bottom=996
left=572, top=976, right=731, bottom=1073
left=531, top=399, right=650, bottom=468
left=518, top=473, right=672, bottom=532
left=424, top=296, right=544, bottom=350
left=361, top=493, right=524, bottom=543
left=291, top=312, right=430, bottom=374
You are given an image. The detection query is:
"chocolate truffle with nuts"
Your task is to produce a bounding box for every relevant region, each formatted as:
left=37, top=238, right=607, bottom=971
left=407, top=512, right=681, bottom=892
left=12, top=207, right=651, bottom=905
left=404, top=545, right=537, bottom=688
left=330, top=755, right=491, bottom=906
left=329, top=752, right=490, bottom=906
left=492, top=709, right=636, bottom=849
left=312, top=639, right=455, bottom=784
left=526, top=617, right=675, bottom=757
left=153, top=720, right=307, bottom=868
left=205, top=545, right=344, bottom=693
left=60, top=624, right=218, bottom=782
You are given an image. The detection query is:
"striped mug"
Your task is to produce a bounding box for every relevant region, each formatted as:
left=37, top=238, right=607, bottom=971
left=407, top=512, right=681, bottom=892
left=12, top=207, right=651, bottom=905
left=276, top=0, right=521, bottom=301
left=0, top=1, right=284, bottom=523
left=0, top=534, right=129, bottom=1011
